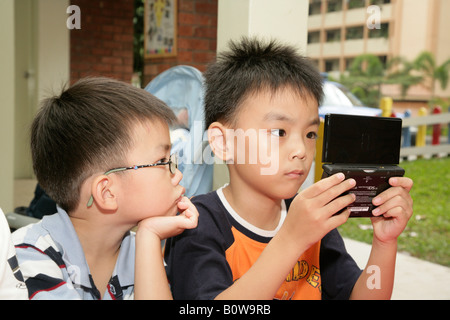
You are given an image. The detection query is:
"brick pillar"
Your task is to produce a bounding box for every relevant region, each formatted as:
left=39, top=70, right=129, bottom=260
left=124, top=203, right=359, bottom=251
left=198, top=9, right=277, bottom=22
left=70, top=0, right=135, bottom=83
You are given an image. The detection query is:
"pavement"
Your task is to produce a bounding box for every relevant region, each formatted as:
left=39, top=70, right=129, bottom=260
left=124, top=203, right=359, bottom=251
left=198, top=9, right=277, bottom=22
left=343, top=238, right=450, bottom=300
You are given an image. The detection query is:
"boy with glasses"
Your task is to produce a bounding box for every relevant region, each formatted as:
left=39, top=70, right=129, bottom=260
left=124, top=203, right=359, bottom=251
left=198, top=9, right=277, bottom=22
left=12, top=77, right=198, bottom=299
left=164, top=37, right=413, bottom=300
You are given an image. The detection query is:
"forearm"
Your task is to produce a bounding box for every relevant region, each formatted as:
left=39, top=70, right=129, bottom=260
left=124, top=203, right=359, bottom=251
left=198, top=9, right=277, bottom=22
left=350, top=239, right=397, bottom=300
left=215, top=230, right=308, bottom=300
left=134, top=229, right=172, bottom=300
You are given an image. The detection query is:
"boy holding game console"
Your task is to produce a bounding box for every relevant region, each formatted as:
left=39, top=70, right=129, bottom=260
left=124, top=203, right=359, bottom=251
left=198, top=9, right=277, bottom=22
left=164, top=37, right=413, bottom=300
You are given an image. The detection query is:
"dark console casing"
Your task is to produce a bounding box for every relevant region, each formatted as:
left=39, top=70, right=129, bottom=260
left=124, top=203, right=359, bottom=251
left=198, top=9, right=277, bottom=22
left=321, top=114, right=404, bottom=217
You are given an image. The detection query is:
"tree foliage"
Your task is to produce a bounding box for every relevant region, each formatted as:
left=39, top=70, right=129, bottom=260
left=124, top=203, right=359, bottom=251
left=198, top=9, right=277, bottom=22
left=339, top=51, right=450, bottom=108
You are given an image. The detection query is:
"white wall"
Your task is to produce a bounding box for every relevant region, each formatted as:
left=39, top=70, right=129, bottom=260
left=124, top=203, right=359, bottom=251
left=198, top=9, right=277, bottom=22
left=0, top=0, right=16, bottom=212
left=217, top=0, right=309, bottom=54
left=397, top=0, right=428, bottom=61
left=36, top=0, right=70, bottom=103
left=0, top=0, right=70, bottom=212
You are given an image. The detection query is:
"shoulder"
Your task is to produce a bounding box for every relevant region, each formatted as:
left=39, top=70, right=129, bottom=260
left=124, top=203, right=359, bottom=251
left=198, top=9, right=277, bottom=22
left=12, top=213, right=69, bottom=280
left=191, top=191, right=233, bottom=233
left=191, top=191, right=223, bottom=213
left=165, top=190, right=234, bottom=253
left=12, top=215, right=60, bottom=255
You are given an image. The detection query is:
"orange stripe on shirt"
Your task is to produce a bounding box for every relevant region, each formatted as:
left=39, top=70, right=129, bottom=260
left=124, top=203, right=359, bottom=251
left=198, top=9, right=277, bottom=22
left=225, top=226, right=322, bottom=300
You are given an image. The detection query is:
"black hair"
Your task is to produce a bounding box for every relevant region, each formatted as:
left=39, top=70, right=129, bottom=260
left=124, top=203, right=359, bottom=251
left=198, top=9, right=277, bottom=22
left=203, top=37, right=323, bottom=129
left=31, top=77, right=176, bottom=212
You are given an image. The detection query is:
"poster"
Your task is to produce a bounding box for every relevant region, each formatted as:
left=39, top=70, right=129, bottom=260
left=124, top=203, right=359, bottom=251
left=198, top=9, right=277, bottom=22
left=144, top=0, right=177, bottom=58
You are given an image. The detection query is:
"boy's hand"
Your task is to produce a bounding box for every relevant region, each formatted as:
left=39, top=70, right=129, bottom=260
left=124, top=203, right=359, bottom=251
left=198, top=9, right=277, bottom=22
left=135, top=198, right=198, bottom=300
left=370, top=177, right=413, bottom=244
left=283, top=173, right=356, bottom=250
left=137, top=196, right=199, bottom=241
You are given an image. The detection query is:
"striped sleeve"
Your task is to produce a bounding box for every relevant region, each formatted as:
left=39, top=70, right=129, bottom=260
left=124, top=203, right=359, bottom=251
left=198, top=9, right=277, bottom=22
left=0, top=210, right=28, bottom=299
left=13, top=227, right=81, bottom=300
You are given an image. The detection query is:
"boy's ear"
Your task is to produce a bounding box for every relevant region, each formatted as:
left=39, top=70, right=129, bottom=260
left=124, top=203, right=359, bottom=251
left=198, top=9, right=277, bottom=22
left=208, top=122, right=233, bottom=162
left=90, top=175, right=118, bottom=212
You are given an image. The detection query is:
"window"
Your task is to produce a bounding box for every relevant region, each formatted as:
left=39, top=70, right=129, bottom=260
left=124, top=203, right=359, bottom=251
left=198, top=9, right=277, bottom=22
left=308, top=31, right=321, bottom=44
left=369, top=23, right=389, bottom=38
left=326, top=29, right=341, bottom=42
left=325, top=59, right=340, bottom=72
left=309, top=0, right=322, bottom=15
left=346, top=26, right=364, bottom=40
left=327, top=0, right=343, bottom=12
left=370, top=0, right=390, bottom=5
left=347, top=0, right=365, bottom=10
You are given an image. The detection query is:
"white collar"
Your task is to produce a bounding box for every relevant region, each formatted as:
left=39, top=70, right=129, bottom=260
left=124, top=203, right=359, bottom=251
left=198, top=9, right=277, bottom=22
left=216, top=185, right=287, bottom=238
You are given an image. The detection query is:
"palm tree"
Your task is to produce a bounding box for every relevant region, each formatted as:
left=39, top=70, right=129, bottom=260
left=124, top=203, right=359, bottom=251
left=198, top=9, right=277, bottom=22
left=340, top=54, right=384, bottom=107
left=340, top=52, right=450, bottom=108
left=384, top=56, right=423, bottom=98
left=412, top=51, right=450, bottom=104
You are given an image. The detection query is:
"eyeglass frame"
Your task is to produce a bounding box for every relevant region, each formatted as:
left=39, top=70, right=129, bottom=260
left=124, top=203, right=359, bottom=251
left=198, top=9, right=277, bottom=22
left=86, top=153, right=178, bottom=207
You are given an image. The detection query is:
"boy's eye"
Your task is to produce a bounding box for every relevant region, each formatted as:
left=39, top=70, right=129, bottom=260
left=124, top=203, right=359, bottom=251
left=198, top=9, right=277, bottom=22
left=270, top=129, right=286, bottom=137
left=156, top=157, right=168, bottom=164
left=307, top=131, right=318, bottom=140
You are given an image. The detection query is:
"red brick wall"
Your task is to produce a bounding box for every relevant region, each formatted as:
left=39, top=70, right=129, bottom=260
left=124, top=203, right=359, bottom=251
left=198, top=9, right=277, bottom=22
left=142, top=0, right=218, bottom=86
left=70, top=0, right=135, bottom=83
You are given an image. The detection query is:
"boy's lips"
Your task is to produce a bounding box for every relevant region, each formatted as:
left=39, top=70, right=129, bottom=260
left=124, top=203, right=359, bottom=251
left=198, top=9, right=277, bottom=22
left=285, top=169, right=304, bottom=178
left=176, top=187, right=186, bottom=203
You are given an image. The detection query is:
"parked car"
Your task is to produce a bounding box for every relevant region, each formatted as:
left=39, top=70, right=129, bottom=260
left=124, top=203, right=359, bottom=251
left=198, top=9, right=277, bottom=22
left=318, top=80, right=382, bottom=118
left=318, top=78, right=416, bottom=148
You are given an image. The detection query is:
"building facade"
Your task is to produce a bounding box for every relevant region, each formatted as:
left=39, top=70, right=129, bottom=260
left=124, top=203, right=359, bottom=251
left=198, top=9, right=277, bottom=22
left=306, top=0, right=450, bottom=102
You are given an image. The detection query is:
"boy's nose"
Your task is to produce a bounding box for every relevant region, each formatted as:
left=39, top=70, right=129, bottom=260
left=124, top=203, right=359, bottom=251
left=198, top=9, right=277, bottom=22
left=289, top=140, right=307, bottom=161
left=171, top=168, right=183, bottom=186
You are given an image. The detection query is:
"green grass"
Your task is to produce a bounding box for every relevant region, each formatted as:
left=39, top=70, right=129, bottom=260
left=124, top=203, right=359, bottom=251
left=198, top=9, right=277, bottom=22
left=338, top=157, right=450, bottom=267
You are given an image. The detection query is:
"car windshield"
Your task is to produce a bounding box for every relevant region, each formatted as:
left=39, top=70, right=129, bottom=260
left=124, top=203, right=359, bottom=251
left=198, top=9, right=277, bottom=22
left=321, top=82, right=364, bottom=107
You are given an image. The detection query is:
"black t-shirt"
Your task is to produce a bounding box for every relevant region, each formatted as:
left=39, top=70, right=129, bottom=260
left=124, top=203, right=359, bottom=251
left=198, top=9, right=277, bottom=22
left=164, top=189, right=362, bottom=300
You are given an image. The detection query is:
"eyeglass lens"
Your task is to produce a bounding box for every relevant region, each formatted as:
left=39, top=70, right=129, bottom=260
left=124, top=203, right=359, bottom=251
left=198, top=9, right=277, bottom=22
left=170, top=154, right=178, bottom=174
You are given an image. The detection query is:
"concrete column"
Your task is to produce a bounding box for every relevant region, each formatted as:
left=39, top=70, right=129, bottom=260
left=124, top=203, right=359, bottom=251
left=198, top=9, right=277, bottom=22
left=0, top=0, right=70, bottom=212
left=217, top=0, right=309, bottom=53
left=0, top=0, right=16, bottom=212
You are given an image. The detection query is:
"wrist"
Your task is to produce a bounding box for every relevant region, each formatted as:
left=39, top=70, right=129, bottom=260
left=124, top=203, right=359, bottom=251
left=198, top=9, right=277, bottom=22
left=372, top=236, right=397, bottom=251
left=275, top=226, right=309, bottom=259
left=136, top=225, right=161, bottom=244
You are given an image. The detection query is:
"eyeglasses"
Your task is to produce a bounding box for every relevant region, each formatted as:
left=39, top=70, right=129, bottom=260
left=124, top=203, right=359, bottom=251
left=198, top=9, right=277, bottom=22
left=87, top=154, right=178, bottom=207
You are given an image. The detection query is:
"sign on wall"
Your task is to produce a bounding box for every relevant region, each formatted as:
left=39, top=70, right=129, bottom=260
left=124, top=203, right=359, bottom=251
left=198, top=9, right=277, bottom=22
left=144, top=0, right=177, bottom=58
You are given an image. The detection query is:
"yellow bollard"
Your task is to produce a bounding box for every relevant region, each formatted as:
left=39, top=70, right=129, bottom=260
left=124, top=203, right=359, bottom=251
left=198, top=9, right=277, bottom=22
left=416, top=107, right=427, bottom=147
left=314, top=119, right=325, bottom=182
left=380, top=97, right=393, bottom=117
